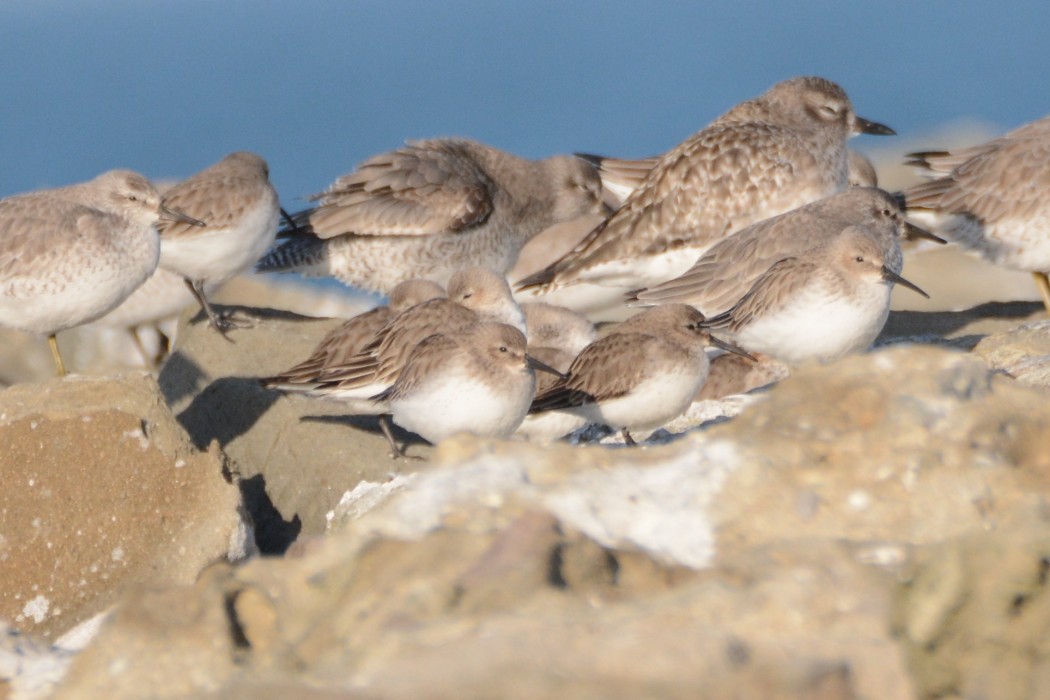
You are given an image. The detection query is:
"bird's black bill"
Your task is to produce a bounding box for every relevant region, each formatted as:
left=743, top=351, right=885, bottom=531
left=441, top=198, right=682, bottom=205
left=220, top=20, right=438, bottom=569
left=854, top=116, right=896, bottom=136
left=708, top=334, right=756, bottom=361
left=882, top=267, right=929, bottom=298
left=160, top=204, right=206, bottom=227
left=903, top=220, right=946, bottom=245
left=526, top=354, right=567, bottom=379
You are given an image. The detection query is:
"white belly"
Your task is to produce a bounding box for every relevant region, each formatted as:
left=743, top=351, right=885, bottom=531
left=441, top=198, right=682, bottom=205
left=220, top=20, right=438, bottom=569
left=391, top=370, right=534, bottom=444
left=160, top=201, right=279, bottom=284
left=0, top=224, right=159, bottom=335
left=583, top=361, right=707, bottom=432
left=733, top=281, right=891, bottom=365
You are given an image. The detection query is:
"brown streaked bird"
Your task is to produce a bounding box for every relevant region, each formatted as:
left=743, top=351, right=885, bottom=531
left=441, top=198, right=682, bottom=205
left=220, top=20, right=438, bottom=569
left=514, top=302, right=598, bottom=440
left=262, top=267, right=523, bottom=400
left=627, top=187, right=941, bottom=315
left=529, top=304, right=748, bottom=444
left=900, top=115, right=1050, bottom=311
left=578, top=147, right=879, bottom=206
left=367, top=322, right=547, bottom=458
left=157, top=151, right=284, bottom=336
left=266, top=279, right=446, bottom=385
left=700, top=226, right=928, bottom=365
left=517, top=76, right=895, bottom=295
left=0, top=170, right=198, bottom=376
left=256, top=138, right=608, bottom=294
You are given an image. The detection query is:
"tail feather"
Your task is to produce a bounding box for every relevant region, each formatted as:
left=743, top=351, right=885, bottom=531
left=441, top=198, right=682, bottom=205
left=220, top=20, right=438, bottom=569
left=256, top=236, right=329, bottom=275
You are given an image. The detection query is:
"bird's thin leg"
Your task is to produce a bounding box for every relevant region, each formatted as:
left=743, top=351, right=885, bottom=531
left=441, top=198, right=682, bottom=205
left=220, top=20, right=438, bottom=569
left=183, top=278, right=252, bottom=340
left=379, top=415, right=421, bottom=460
left=48, top=334, right=67, bottom=377
left=621, top=428, right=637, bottom=446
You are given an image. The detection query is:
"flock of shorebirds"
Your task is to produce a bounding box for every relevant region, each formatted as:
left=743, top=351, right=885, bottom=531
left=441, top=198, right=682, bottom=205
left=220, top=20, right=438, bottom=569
left=2, top=76, right=1049, bottom=456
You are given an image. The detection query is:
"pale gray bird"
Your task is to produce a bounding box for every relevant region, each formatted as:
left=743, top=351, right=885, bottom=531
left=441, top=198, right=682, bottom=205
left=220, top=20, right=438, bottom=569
left=517, top=76, right=894, bottom=294
left=0, top=170, right=197, bottom=375
left=257, top=138, right=608, bottom=294
left=157, top=151, right=284, bottom=336
left=900, top=115, right=1050, bottom=312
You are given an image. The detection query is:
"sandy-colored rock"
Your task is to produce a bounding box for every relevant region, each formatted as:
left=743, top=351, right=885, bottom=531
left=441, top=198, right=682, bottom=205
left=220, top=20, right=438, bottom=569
left=0, top=374, right=249, bottom=640
left=893, top=523, right=1050, bottom=700
left=158, top=305, right=435, bottom=552
left=972, top=319, right=1050, bottom=388
left=708, top=346, right=1050, bottom=552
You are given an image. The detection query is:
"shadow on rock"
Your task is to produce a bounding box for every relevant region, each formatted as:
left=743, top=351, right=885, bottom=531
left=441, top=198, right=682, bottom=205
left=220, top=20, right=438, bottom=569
left=177, top=376, right=280, bottom=451
left=239, top=474, right=302, bottom=555
left=301, top=413, right=429, bottom=454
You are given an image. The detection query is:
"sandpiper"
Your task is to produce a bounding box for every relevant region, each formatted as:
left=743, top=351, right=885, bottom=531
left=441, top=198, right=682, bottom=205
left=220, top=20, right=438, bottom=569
left=517, top=77, right=894, bottom=295
left=529, top=304, right=747, bottom=444
left=627, top=187, right=940, bottom=315
left=900, top=115, right=1050, bottom=311
left=156, top=151, right=284, bottom=336
left=368, top=322, right=545, bottom=457
left=256, top=138, right=608, bottom=294
left=0, top=170, right=196, bottom=375
left=266, top=278, right=446, bottom=385
left=263, top=267, right=523, bottom=399
left=700, top=226, right=928, bottom=365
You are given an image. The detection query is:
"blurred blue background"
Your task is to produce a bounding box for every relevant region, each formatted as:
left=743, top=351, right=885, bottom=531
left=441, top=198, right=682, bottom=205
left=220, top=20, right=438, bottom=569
left=0, top=1, right=1045, bottom=203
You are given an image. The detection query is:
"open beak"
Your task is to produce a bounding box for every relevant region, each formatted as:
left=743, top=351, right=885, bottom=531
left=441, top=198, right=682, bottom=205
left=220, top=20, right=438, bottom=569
left=526, top=354, right=567, bottom=379
left=854, top=116, right=896, bottom=136
left=882, top=267, right=929, bottom=298
left=708, top=334, right=756, bottom=361
left=160, top=204, right=206, bottom=227
left=903, top=220, right=946, bottom=245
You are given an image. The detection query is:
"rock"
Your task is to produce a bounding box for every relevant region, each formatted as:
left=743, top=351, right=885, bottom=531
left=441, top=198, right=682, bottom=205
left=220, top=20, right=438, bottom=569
left=30, top=335, right=1050, bottom=698
left=893, top=522, right=1050, bottom=700
left=158, top=305, right=435, bottom=553
left=0, top=373, right=249, bottom=640
left=973, top=319, right=1050, bottom=388
left=707, top=345, right=1050, bottom=551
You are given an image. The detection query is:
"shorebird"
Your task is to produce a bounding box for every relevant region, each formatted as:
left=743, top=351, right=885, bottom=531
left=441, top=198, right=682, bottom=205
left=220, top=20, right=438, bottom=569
left=262, top=267, right=523, bottom=399
left=0, top=170, right=198, bottom=375
left=514, top=302, right=597, bottom=440
left=156, top=151, right=284, bottom=337
left=256, top=138, right=608, bottom=294
left=626, top=187, right=941, bottom=315
left=529, top=304, right=748, bottom=444
left=369, top=322, right=546, bottom=457
left=900, top=115, right=1050, bottom=311
left=699, top=226, right=928, bottom=365
left=517, top=76, right=894, bottom=295
left=267, top=278, right=446, bottom=384
left=578, top=147, right=880, bottom=206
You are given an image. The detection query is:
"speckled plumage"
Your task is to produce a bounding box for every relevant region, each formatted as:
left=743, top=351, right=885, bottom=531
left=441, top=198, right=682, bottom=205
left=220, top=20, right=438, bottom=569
left=257, top=138, right=606, bottom=294
left=901, top=115, right=1050, bottom=310
left=0, top=170, right=169, bottom=374
left=518, top=77, right=894, bottom=293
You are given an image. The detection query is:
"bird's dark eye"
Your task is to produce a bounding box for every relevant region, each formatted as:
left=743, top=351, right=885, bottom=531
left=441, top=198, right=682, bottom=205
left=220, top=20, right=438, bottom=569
left=881, top=209, right=891, bottom=217
left=499, top=346, right=508, bottom=353
left=855, top=256, right=865, bottom=263
left=462, top=292, right=473, bottom=299
left=128, top=195, right=138, bottom=202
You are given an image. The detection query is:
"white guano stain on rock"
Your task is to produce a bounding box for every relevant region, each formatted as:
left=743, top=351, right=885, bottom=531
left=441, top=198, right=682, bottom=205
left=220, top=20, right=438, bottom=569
left=543, top=440, right=740, bottom=569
